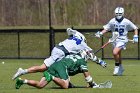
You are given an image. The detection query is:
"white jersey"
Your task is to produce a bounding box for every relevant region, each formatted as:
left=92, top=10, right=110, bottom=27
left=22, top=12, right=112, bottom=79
left=44, top=30, right=92, bottom=67
left=103, top=18, right=138, bottom=42
left=59, top=38, right=92, bottom=54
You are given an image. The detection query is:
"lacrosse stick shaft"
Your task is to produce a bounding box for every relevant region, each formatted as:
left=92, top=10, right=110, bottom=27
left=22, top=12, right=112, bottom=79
left=128, top=39, right=134, bottom=42
left=94, top=41, right=110, bottom=54
left=94, top=32, right=119, bottom=54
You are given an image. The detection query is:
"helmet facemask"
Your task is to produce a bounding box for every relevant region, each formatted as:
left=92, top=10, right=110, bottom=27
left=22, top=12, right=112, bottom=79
left=75, top=32, right=87, bottom=43
left=114, top=7, right=124, bottom=22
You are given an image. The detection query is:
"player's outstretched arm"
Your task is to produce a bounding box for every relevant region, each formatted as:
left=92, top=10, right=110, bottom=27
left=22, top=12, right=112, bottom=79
left=87, top=51, right=107, bottom=68
left=95, top=29, right=108, bottom=38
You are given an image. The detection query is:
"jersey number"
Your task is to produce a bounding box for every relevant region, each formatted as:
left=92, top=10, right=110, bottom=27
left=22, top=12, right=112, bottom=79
left=115, top=28, right=124, bottom=36
left=68, top=36, right=82, bottom=45
left=66, top=55, right=81, bottom=62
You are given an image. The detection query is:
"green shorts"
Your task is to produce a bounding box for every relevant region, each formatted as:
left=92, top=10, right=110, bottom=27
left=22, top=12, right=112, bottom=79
left=46, top=62, right=69, bottom=80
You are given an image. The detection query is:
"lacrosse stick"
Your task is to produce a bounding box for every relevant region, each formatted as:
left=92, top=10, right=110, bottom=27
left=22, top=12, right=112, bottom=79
left=94, top=32, right=119, bottom=54
left=97, top=80, right=112, bottom=88
left=69, top=80, right=112, bottom=88
left=128, top=39, right=134, bottom=43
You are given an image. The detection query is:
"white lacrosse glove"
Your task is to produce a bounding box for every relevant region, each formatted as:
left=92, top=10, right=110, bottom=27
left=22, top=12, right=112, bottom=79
left=89, top=82, right=99, bottom=88
left=95, top=31, right=103, bottom=38
left=98, top=59, right=107, bottom=68
left=133, top=35, right=138, bottom=43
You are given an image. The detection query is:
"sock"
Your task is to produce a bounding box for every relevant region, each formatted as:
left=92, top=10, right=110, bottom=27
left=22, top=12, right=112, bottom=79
left=23, top=79, right=28, bottom=84
left=115, top=62, right=120, bottom=66
left=52, top=76, right=54, bottom=80
left=22, top=69, right=28, bottom=74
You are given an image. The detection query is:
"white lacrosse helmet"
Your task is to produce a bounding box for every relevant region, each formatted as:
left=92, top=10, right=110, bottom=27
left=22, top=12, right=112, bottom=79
left=66, top=28, right=87, bottom=43
left=66, top=28, right=75, bottom=36
left=114, top=7, right=124, bottom=20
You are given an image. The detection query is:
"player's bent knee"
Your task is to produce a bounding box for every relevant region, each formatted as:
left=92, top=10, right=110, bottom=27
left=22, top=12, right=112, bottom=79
left=113, top=51, right=119, bottom=56
left=113, top=52, right=118, bottom=56
left=37, top=86, right=44, bottom=89
left=61, top=80, right=69, bottom=89
left=61, top=85, right=69, bottom=89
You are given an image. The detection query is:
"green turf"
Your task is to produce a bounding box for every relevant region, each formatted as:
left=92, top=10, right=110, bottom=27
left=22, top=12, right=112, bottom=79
left=0, top=59, right=140, bottom=93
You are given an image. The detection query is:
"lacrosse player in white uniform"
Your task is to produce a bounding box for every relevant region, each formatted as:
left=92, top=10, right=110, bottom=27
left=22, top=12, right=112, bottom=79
left=12, top=28, right=107, bottom=80
left=95, top=7, right=138, bottom=76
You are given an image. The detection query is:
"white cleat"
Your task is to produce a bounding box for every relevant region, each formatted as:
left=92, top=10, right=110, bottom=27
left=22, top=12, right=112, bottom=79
left=117, top=65, right=124, bottom=76
left=113, top=65, right=124, bottom=76
left=113, top=66, right=120, bottom=76
left=12, top=68, right=24, bottom=80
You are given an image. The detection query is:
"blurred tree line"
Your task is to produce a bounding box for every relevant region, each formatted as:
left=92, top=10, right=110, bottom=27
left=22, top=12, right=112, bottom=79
left=0, top=0, right=139, bottom=26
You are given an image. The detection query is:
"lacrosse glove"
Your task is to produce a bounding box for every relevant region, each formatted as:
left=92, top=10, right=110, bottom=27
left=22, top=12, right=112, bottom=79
left=98, top=59, right=107, bottom=68
left=95, top=31, right=103, bottom=38
left=89, top=82, right=98, bottom=88
left=133, top=35, right=138, bottom=43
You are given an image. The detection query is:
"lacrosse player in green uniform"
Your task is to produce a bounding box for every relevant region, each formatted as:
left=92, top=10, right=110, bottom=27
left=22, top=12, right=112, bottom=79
left=15, top=50, right=112, bottom=89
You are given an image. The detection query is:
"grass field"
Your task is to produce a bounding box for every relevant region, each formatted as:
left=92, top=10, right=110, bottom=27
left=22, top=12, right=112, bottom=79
left=0, top=59, right=140, bottom=93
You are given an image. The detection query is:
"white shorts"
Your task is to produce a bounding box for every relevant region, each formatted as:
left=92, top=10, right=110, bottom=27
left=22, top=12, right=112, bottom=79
left=112, top=41, right=127, bottom=50
left=44, top=47, right=65, bottom=67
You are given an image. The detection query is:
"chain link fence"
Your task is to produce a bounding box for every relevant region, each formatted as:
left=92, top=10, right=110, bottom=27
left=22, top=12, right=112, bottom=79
left=0, top=29, right=139, bottom=59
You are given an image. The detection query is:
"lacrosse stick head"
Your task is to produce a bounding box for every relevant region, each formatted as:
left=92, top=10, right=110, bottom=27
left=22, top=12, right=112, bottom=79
left=98, top=81, right=112, bottom=88
left=109, top=32, right=119, bottom=43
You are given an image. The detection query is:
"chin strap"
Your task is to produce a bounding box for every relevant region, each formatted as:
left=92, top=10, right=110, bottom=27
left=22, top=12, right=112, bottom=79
left=115, top=17, right=124, bottom=22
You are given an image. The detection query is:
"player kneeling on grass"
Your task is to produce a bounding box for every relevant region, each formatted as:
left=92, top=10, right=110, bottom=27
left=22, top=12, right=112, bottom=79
left=15, top=50, right=111, bottom=89
left=12, top=28, right=107, bottom=80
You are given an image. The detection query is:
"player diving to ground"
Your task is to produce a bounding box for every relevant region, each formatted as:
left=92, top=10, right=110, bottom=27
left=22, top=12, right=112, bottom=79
left=15, top=50, right=112, bottom=89
left=95, top=7, right=138, bottom=76
left=12, top=28, right=107, bottom=80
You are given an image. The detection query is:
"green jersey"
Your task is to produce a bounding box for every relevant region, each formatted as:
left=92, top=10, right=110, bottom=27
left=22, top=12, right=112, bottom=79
left=64, top=55, right=88, bottom=76
left=44, top=55, right=88, bottom=80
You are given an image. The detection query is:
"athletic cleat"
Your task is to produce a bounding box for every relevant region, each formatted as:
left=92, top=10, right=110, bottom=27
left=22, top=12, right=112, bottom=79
left=117, top=65, right=124, bottom=76
left=15, top=78, right=24, bottom=89
left=12, top=68, right=24, bottom=80
left=113, top=66, right=119, bottom=75
left=113, top=65, right=124, bottom=76
left=113, top=66, right=120, bottom=76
